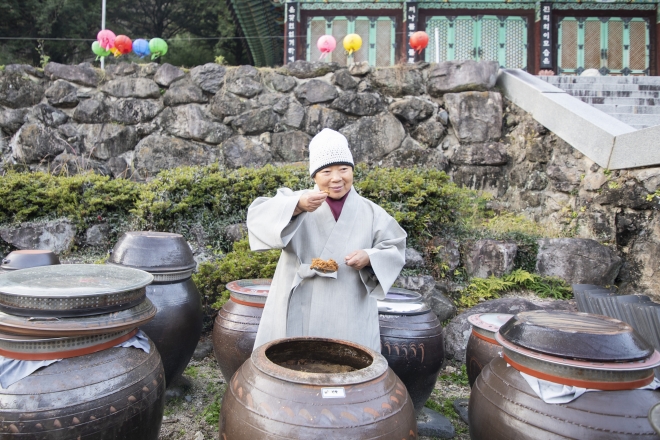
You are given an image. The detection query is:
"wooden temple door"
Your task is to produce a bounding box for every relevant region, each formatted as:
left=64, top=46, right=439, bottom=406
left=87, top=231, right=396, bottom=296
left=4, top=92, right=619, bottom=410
left=557, top=17, right=650, bottom=75
left=425, top=15, right=528, bottom=70
left=306, top=16, right=396, bottom=66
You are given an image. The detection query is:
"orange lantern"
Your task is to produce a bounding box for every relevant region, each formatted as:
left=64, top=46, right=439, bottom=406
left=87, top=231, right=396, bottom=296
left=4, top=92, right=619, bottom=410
left=409, top=31, right=429, bottom=54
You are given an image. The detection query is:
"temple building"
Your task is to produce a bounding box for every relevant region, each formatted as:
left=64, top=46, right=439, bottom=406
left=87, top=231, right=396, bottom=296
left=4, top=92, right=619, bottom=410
left=227, top=0, right=660, bottom=75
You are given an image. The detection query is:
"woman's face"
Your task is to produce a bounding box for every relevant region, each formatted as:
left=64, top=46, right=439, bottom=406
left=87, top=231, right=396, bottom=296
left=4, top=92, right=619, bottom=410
left=314, top=165, right=353, bottom=199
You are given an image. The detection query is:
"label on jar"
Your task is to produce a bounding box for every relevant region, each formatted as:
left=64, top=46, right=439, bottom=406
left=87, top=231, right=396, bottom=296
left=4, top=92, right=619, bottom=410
left=321, top=387, right=346, bottom=398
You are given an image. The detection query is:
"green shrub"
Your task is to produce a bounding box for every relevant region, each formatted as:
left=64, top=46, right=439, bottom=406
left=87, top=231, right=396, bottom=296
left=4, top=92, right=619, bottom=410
left=458, top=269, right=572, bottom=308
left=135, top=164, right=312, bottom=252
left=0, top=171, right=141, bottom=253
left=0, top=164, right=569, bottom=314
left=133, top=164, right=482, bottom=251
left=192, top=238, right=281, bottom=314
left=0, top=171, right=141, bottom=227
left=354, top=167, right=486, bottom=240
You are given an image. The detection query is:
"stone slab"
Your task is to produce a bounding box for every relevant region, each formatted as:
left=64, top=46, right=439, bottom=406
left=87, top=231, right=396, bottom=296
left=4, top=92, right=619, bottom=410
left=453, top=399, right=469, bottom=425
left=417, top=407, right=455, bottom=438
left=612, top=125, right=660, bottom=169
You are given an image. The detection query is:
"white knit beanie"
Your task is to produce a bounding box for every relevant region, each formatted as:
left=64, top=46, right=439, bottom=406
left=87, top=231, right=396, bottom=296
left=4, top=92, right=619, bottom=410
left=308, top=128, right=354, bottom=177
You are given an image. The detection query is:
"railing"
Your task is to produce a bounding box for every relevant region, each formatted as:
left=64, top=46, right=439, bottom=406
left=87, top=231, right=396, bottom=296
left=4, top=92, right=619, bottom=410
left=497, top=69, right=660, bottom=170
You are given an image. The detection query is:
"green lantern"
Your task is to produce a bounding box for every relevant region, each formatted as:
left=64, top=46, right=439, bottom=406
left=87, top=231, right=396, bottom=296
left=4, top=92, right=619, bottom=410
left=91, top=41, right=111, bottom=61
left=149, top=38, right=168, bottom=60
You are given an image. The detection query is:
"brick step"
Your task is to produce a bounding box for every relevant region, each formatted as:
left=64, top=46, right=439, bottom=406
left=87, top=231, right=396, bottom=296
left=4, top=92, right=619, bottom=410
left=566, top=90, right=660, bottom=98
left=591, top=104, right=660, bottom=115
left=577, top=97, right=660, bottom=106
left=609, top=113, right=660, bottom=127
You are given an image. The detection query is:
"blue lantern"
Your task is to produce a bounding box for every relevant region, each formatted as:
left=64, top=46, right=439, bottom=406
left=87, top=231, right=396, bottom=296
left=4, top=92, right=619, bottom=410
left=132, top=39, right=151, bottom=58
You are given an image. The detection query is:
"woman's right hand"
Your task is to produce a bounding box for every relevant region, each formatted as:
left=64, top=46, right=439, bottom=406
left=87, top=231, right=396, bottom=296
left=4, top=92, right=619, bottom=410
left=293, top=191, right=328, bottom=216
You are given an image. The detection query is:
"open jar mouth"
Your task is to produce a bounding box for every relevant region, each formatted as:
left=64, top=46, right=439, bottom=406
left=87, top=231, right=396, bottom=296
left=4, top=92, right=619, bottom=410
left=252, top=337, right=388, bottom=386
left=266, top=339, right=373, bottom=373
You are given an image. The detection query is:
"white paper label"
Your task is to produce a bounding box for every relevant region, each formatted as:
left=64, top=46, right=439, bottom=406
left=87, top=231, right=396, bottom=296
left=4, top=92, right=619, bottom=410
left=321, top=387, right=346, bottom=398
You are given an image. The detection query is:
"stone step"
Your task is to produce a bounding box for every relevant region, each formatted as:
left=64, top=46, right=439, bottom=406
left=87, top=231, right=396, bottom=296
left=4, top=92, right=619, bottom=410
left=566, top=90, right=660, bottom=98
left=591, top=104, right=660, bottom=115
left=540, top=76, right=660, bottom=85
left=609, top=113, right=660, bottom=127
left=551, top=83, right=660, bottom=92
left=577, top=97, right=660, bottom=106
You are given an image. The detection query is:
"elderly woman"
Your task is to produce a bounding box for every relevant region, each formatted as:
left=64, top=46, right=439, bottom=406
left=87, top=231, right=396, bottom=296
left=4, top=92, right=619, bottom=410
left=247, top=128, right=406, bottom=351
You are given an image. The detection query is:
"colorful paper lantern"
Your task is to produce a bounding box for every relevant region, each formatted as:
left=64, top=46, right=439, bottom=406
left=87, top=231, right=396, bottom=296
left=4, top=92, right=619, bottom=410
left=114, top=35, right=133, bottom=56
left=133, top=39, right=151, bottom=58
left=91, top=41, right=111, bottom=60
left=409, top=31, right=429, bottom=54
left=343, top=34, right=362, bottom=56
left=149, top=38, right=168, bottom=60
left=97, top=29, right=116, bottom=50
left=317, top=35, right=336, bottom=60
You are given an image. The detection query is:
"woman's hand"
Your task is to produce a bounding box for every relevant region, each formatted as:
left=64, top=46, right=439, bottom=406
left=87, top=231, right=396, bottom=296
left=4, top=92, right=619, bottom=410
left=293, top=190, right=327, bottom=216
left=345, top=250, right=370, bottom=270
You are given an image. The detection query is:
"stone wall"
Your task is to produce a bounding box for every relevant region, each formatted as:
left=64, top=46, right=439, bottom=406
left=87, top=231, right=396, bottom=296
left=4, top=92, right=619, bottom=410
left=0, top=60, right=658, bottom=297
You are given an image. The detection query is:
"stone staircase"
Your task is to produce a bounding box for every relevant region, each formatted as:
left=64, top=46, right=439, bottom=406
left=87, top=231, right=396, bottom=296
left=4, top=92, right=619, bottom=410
left=539, top=76, right=660, bottom=130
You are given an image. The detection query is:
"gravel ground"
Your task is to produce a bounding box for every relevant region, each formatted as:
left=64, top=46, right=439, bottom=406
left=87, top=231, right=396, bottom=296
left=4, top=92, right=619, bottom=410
left=158, top=340, right=471, bottom=440
left=158, top=352, right=227, bottom=440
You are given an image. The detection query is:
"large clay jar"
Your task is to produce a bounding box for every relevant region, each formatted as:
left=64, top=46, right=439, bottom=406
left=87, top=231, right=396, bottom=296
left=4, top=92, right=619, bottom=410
left=0, top=264, right=165, bottom=438
left=0, top=339, right=165, bottom=438
left=213, top=279, right=270, bottom=381
left=108, top=231, right=203, bottom=386
left=470, top=311, right=660, bottom=440
left=1, top=250, right=60, bottom=272
left=378, top=288, right=444, bottom=413
left=220, top=337, right=418, bottom=439
left=465, top=313, right=513, bottom=387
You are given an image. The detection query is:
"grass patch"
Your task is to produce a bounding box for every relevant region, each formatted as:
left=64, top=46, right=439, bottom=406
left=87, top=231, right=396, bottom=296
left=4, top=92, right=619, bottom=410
left=425, top=397, right=457, bottom=419
left=184, top=366, right=199, bottom=379
left=201, top=382, right=227, bottom=427
left=163, top=397, right=185, bottom=417
left=440, top=364, right=469, bottom=387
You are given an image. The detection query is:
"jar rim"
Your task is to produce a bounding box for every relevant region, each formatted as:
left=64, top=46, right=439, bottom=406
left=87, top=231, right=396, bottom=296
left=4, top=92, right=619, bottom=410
left=252, top=337, right=389, bottom=386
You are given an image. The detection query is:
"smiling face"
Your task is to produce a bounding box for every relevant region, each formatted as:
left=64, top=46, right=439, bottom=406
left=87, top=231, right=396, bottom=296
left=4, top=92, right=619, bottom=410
left=313, top=164, right=354, bottom=199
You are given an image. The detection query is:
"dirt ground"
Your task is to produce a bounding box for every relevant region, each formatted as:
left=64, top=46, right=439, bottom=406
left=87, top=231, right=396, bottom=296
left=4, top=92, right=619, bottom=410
left=157, top=345, right=471, bottom=440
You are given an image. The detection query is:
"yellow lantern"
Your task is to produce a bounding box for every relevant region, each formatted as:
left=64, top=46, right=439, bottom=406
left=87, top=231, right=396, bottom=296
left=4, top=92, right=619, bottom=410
left=343, top=33, right=362, bottom=55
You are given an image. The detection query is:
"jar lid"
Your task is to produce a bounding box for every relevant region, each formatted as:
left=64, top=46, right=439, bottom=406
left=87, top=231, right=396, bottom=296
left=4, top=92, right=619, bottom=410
left=227, top=279, right=271, bottom=307
left=499, top=310, right=654, bottom=362
left=1, top=250, right=61, bottom=271
left=496, top=332, right=660, bottom=390
left=377, top=287, right=429, bottom=315
left=468, top=313, right=513, bottom=335
left=0, top=328, right=137, bottom=361
left=0, top=264, right=153, bottom=317
left=107, top=231, right=196, bottom=273
left=0, top=298, right=156, bottom=337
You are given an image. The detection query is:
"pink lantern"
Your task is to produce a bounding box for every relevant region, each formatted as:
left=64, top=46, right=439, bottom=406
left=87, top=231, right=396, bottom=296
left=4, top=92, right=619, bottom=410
left=97, top=29, right=116, bottom=50
left=317, top=35, right=336, bottom=61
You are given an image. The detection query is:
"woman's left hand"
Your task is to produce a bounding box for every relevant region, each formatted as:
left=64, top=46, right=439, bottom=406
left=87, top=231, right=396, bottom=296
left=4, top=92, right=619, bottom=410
left=345, top=250, right=370, bottom=270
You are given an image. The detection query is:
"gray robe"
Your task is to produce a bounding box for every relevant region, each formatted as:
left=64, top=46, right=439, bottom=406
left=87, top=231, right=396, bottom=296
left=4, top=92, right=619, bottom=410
left=247, top=186, right=407, bottom=352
